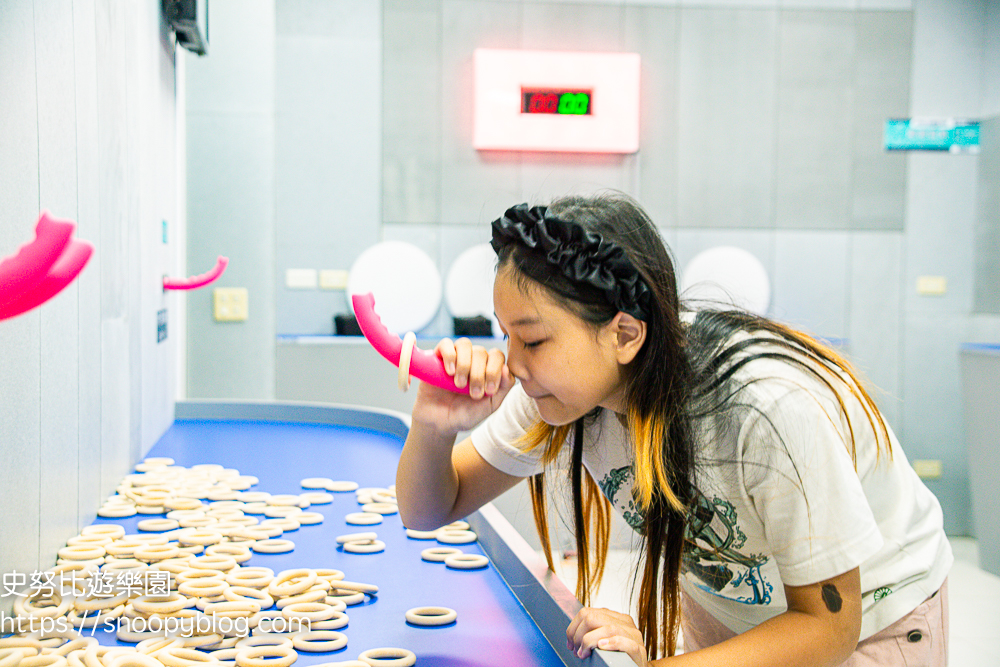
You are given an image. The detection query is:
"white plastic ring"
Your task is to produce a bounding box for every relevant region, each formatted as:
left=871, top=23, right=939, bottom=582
left=265, top=495, right=301, bottom=507
left=234, top=636, right=292, bottom=649
left=404, top=528, right=439, bottom=540
left=250, top=539, right=294, bottom=554
left=299, top=478, right=332, bottom=489
left=224, top=586, right=274, bottom=608
left=326, top=481, right=359, bottom=493
left=57, top=545, right=106, bottom=561
left=405, top=606, right=457, bottom=626
left=358, top=648, right=416, bottom=667
left=136, top=519, right=180, bottom=532
left=397, top=332, right=417, bottom=391
left=436, top=529, right=477, bottom=544
left=309, top=610, right=349, bottom=630
left=268, top=569, right=316, bottom=598
left=360, top=503, right=397, bottom=516
left=299, top=492, right=333, bottom=505
left=444, top=553, right=489, bottom=570
left=274, top=587, right=326, bottom=608
left=420, top=547, right=462, bottom=563
left=205, top=544, right=253, bottom=563
left=342, top=540, right=384, bottom=554
left=226, top=568, right=274, bottom=589
left=326, top=591, right=364, bottom=606
left=344, top=513, right=381, bottom=526
left=336, top=532, right=377, bottom=544
left=281, top=603, right=338, bottom=623
left=234, top=645, right=295, bottom=667
left=98, top=506, right=136, bottom=518
left=81, top=525, right=127, bottom=539
left=290, top=631, right=347, bottom=653
left=327, top=580, right=377, bottom=594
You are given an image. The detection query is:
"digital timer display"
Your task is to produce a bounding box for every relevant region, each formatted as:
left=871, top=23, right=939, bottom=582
left=521, top=89, right=592, bottom=115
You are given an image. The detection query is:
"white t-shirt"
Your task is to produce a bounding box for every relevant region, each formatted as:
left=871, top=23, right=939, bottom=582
left=470, top=335, right=952, bottom=640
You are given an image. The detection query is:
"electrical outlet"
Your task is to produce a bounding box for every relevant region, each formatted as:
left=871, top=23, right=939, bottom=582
left=286, top=269, right=318, bottom=289
left=912, top=459, right=943, bottom=479
left=916, top=276, right=947, bottom=295
left=214, top=288, right=249, bottom=322
left=319, top=269, right=349, bottom=290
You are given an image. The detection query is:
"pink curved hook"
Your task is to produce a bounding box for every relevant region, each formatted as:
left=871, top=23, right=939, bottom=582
left=352, top=292, right=469, bottom=394
left=0, top=212, right=93, bottom=322
left=163, top=256, right=228, bottom=290
left=0, top=211, right=74, bottom=297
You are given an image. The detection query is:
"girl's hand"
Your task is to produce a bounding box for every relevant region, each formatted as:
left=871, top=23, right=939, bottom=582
left=410, top=337, right=515, bottom=436
left=567, top=607, right=647, bottom=667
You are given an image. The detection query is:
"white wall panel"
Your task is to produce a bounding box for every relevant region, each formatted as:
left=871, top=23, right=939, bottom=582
left=36, top=0, right=83, bottom=567
left=771, top=230, right=850, bottom=340
left=677, top=8, right=778, bottom=229
left=73, top=0, right=105, bottom=529
left=0, top=0, right=180, bottom=585
left=0, top=0, right=43, bottom=604
left=185, top=0, right=276, bottom=398
left=847, top=232, right=903, bottom=431
left=439, top=0, right=522, bottom=225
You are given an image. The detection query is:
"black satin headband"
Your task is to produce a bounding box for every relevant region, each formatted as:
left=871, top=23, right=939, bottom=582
left=490, top=203, right=652, bottom=321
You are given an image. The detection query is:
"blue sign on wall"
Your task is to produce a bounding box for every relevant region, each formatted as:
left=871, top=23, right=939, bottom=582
left=884, top=118, right=980, bottom=153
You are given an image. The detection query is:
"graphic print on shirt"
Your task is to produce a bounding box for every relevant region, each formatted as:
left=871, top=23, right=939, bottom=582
left=598, top=466, right=646, bottom=531
left=683, top=489, right=773, bottom=605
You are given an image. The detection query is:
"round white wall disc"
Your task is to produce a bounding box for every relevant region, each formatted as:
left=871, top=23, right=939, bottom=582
left=444, top=243, right=498, bottom=336
left=347, top=241, right=442, bottom=335
left=680, top=246, right=771, bottom=316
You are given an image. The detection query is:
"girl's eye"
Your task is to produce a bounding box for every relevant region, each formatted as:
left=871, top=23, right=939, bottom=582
left=523, top=340, right=544, bottom=349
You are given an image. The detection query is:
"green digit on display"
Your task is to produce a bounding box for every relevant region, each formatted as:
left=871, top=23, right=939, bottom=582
left=557, top=93, right=590, bottom=115
left=557, top=93, right=572, bottom=114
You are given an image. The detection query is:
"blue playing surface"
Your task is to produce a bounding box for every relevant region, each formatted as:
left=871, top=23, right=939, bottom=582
left=83, top=417, right=565, bottom=667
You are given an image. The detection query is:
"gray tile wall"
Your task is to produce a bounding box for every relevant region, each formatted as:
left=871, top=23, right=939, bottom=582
left=0, top=0, right=179, bottom=603
left=901, top=0, right=989, bottom=535
left=185, top=0, right=993, bottom=536
left=185, top=0, right=278, bottom=398
left=974, top=117, right=1000, bottom=314
left=369, top=0, right=977, bottom=537
left=275, top=0, right=382, bottom=336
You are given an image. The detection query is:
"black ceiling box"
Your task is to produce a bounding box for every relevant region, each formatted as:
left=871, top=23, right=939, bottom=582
left=164, top=0, right=208, bottom=56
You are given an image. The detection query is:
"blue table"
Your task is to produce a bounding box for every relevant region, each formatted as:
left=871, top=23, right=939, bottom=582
left=85, top=401, right=631, bottom=667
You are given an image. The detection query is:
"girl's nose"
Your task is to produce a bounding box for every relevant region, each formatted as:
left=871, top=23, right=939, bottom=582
left=504, top=343, right=527, bottom=383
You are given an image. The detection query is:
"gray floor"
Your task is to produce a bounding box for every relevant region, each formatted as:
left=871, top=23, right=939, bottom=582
left=551, top=538, right=1000, bottom=664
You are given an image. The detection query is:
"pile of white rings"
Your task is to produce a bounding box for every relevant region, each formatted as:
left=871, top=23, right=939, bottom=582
left=0, top=459, right=426, bottom=667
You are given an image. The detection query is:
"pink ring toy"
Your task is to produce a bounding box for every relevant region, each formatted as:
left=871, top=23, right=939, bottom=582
left=352, top=292, right=468, bottom=394
left=163, top=256, right=228, bottom=290
left=0, top=212, right=93, bottom=322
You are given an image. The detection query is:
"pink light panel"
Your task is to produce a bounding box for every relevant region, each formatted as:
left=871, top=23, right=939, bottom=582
left=473, top=48, right=640, bottom=154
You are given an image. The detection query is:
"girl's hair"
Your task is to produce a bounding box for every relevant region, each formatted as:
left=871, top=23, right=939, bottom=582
left=495, top=193, right=694, bottom=658
left=492, top=192, right=892, bottom=660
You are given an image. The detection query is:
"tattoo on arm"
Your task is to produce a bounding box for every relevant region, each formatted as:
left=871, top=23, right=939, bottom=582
left=821, top=584, right=843, bottom=613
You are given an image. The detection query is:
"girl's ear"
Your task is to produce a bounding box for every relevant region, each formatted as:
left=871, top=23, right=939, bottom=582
left=612, top=313, right=646, bottom=364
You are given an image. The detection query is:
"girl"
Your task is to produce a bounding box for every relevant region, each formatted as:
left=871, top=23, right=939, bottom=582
left=395, top=194, right=952, bottom=666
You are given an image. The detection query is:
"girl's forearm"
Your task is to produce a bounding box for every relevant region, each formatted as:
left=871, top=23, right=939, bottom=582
left=652, top=610, right=857, bottom=667
left=395, top=421, right=461, bottom=531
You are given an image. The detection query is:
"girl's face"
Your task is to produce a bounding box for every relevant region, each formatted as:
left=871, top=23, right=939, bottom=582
left=493, top=264, right=630, bottom=425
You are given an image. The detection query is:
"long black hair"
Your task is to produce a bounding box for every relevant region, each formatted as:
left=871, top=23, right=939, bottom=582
left=495, top=192, right=694, bottom=657
left=494, top=192, right=892, bottom=659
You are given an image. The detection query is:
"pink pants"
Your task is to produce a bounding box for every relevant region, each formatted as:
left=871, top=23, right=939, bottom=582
left=681, top=579, right=949, bottom=666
